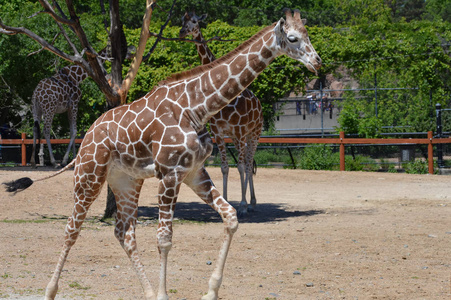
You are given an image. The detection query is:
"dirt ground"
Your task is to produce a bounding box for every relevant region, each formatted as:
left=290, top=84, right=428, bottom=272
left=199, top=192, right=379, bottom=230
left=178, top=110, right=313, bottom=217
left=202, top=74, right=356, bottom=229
left=0, top=166, right=450, bottom=299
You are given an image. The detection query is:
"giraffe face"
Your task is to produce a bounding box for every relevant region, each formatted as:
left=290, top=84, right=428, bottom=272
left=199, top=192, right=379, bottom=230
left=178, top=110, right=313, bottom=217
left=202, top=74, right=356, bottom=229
left=179, top=12, right=207, bottom=38
left=274, top=9, right=322, bottom=74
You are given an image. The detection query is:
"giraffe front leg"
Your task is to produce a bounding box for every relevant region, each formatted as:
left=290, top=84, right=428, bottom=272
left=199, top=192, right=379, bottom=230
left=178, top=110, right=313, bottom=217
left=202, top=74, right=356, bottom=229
left=156, top=173, right=183, bottom=300
left=215, top=135, right=229, bottom=201
left=62, top=135, right=76, bottom=167
left=234, top=140, right=248, bottom=217
left=246, top=137, right=259, bottom=212
left=185, top=167, right=238, bottom=300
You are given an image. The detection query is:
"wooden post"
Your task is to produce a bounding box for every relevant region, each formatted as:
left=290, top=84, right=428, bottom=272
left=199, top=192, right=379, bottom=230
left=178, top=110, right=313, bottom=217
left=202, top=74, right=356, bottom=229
left=340, top=131, right=345, bottom=171
left=21, top=132, right=26, bottom=166
left=428, top=131, right=434, bottom=174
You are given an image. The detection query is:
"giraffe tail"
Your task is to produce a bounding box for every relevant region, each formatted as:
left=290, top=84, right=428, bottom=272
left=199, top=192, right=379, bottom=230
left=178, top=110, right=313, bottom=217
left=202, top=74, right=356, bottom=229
left=3, top=158, right=76, bottom=195
left=253, top=159, right=257, bottom=175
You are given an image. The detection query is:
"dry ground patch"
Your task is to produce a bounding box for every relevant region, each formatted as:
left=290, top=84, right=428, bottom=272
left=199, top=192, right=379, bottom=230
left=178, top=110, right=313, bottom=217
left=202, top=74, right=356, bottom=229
left=0, top=167, right=450, bottom=299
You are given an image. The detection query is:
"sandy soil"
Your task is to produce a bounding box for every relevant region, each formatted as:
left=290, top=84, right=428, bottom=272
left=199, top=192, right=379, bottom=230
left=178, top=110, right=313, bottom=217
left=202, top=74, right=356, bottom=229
left=0, top=167, right=450, bottom=299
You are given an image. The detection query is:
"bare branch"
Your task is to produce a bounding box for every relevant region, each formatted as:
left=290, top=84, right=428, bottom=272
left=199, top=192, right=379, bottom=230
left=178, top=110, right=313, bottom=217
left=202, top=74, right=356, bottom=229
left=0, top=20, right=81, bottom=63
left=28, top=10, right=47, bottom=19
left=143, top=0, right=176, bottom=61
left=99, top=0, right=110, bottom=35
left=51, top=0, right=69, bottom=20
left=28, top=31, right=61, bottom=56
left=121, top=0, right=157, bottom=98
left=0, top=28, right=14, bottom=35
left=37, top=0, right=74, bottom=26
left=28, top=47, right=47, bottom=57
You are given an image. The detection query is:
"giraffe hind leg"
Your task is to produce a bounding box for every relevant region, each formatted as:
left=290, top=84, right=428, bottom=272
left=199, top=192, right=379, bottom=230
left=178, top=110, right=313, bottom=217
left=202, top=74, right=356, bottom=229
left=30, top=120, right=40, bottom=168
left=45, top=164, right=107, bottom=299
left=108, top=172, right=156, bottom=299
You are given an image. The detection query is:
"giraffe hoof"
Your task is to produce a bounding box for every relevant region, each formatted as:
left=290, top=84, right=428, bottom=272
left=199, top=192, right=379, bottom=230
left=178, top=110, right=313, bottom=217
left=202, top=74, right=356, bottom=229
left=237, top=209, right=248, bottom=218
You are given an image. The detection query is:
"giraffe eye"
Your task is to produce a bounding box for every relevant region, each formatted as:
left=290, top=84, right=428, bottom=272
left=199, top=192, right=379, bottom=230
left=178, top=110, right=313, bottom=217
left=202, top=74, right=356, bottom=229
left=287, top=36, right=298, bottom=43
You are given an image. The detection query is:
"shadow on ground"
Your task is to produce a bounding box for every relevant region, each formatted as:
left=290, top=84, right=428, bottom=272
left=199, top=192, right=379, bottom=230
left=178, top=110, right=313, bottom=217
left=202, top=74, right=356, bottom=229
left=1, top=166, right=324, bottom=224
left=138, top=201, right=324, bottom=224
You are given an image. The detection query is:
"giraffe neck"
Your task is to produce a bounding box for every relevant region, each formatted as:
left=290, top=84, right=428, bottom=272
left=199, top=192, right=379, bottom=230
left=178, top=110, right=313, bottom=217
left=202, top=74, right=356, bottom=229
left=192, top=30, right=216, bottom=65
left=172, top=24, right=277, bottom=129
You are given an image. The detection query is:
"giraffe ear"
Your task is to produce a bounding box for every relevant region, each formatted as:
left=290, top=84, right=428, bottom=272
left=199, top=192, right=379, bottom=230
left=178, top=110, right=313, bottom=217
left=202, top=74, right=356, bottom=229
left=199, top=14, right=207, bottom=22
left=302, top=18, right=307, bottom=25
left=274, top=18, right=286, bottom=42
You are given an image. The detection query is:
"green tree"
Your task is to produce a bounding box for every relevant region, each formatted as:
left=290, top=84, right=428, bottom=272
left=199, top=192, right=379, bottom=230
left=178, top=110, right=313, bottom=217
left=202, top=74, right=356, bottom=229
left=423, top=0, right=451, bottom=22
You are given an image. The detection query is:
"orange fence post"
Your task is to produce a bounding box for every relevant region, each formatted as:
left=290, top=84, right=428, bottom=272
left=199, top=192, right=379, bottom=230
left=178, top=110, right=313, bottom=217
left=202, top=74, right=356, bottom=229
left=339, top=131, right=345, bottom=171
left=428, top=131, right=434, bottom=174
left=21, top=132, right=26, bottom=166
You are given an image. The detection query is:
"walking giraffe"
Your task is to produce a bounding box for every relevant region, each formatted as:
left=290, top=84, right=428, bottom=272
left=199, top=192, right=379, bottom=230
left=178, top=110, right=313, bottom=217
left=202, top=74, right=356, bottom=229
left=4, top=9, right=321, bottom=300
left=180, top=12, right=264, bottom=216
left=30, top=50, right=106, bottom=168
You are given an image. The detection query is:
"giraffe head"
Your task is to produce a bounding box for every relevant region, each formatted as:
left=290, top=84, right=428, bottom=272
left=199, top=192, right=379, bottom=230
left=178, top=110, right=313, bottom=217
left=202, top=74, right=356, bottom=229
left=274, top=8, right=322, bottom=74
left=179, top=12, right=207, bottom=38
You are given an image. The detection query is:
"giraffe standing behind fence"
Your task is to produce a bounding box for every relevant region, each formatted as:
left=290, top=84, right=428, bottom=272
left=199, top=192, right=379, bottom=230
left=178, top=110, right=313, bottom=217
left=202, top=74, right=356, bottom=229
left=4, top=9, right=321, bottom=300
left=180, top=12, right=264, bottom=216
left=30, top=49, right=107, bottom=168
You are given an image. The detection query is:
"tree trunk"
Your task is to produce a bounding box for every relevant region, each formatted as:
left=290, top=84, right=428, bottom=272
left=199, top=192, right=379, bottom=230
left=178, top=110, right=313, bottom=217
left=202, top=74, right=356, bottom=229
left=103, top=186, right=117, bottom=220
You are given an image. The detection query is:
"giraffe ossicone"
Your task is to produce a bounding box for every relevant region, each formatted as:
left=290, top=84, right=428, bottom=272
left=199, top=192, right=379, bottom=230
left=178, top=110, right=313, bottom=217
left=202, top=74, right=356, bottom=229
left=180, top=11, right=264, bottom=216
left=4, top=9, right=320, bottom=300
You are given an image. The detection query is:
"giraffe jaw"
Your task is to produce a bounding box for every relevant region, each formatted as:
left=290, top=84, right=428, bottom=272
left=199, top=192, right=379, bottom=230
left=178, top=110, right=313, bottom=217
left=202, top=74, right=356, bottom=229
left=307, top=62, right=320, bottom=75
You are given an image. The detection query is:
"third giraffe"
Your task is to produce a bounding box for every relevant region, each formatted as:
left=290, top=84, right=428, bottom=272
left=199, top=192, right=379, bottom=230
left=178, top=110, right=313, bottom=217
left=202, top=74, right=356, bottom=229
left=180, top=12, right=264, bottom=216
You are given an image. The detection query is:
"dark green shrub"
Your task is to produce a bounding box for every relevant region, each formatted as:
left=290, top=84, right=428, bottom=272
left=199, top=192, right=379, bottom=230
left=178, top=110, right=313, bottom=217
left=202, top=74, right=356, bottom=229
left=404, top=160, right=429, bottom=174
left=297, top=144, right=337, bottom=170
left=345, top=155, right=378, bottom=171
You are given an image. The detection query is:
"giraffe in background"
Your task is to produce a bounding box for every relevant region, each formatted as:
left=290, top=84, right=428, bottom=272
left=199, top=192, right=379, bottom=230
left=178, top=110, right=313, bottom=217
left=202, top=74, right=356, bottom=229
left=5, top=9, right=321, bottom=300
left=180, top=12, right=264, bottom=216
left=30, top=49, right=107, bottom=168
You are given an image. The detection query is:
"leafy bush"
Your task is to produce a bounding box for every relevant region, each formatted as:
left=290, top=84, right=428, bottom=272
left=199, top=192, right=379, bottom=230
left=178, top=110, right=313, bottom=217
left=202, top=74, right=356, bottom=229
left=345, top=155, right=378, bottom=171
left=297, top=144, right=337, bottom=170
left=403, top=160, right=429, bottom=174
left=253, top=150, right=282, bottom=165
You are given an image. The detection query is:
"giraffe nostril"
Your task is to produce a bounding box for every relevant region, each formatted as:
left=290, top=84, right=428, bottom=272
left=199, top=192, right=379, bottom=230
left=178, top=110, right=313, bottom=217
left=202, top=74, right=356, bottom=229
left=316, top=56, right=322, bottom=64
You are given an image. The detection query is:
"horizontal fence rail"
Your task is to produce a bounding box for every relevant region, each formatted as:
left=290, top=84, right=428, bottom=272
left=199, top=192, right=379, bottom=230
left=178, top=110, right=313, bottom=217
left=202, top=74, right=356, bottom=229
left=1, top=132, right=451, bottom=174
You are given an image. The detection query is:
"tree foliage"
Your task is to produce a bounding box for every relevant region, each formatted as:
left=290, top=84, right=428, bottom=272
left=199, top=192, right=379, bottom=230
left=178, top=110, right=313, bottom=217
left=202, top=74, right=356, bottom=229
left=1, top=0, right=451, bottom=137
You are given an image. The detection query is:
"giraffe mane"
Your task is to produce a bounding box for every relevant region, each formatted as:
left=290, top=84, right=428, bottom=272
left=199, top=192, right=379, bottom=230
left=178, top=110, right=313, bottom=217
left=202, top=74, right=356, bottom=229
left=161, top=23, right=276, bottom=84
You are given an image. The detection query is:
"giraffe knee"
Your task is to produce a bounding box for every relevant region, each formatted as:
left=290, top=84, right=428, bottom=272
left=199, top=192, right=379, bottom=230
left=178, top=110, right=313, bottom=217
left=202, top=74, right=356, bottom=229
left=158, top=239, right=172, bottom=255
left=221, top=164, right=229, bottom=175
left=237, top=163, right=245, bottom=174
left=157, top=230, right=173, bottom=254
left=225, top=208, right=238, bottom=234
